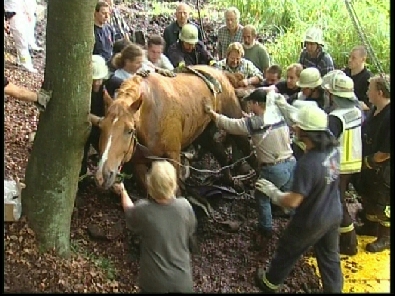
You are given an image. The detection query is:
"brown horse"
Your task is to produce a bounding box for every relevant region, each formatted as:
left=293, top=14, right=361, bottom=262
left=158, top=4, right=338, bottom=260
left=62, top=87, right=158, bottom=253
left=90, top=65, right=255, bottom=190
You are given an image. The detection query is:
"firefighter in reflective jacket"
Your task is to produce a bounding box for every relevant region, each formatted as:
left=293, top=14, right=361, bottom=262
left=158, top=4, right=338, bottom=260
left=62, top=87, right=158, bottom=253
left=322, top=71, right=362, bottom=256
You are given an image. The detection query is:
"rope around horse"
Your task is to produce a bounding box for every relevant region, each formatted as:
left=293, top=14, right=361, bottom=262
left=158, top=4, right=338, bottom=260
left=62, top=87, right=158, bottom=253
left=80, top=118, right=273, bottom=183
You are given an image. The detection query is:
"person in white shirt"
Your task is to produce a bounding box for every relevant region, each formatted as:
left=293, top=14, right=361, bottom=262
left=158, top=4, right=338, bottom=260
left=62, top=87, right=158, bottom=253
left=4, top=0, right=38, bottom=73
left=145, top=35, right=174, bottom=71
left=24, top=0, right=43, bottom=51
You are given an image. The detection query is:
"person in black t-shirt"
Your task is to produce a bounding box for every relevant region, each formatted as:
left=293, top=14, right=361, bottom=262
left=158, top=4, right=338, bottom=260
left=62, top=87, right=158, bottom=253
left=79, top=55, right=121, bottom=188
left=343, top=45, right=372, bottom=111
left=259, top=64, right=282, bottom=87
left=354, top=74, right=390, bottom=253
left=93, top=1, right=115, bottom=63
left=254, top=106, right=343, bottom=293
left=274, top=63, right=302, bottom=98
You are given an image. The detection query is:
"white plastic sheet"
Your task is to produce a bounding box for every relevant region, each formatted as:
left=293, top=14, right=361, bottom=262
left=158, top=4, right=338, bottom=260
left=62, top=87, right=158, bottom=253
left=264, top=91, right=285, bottom=125
left=4, top=180, right=22, bottom=221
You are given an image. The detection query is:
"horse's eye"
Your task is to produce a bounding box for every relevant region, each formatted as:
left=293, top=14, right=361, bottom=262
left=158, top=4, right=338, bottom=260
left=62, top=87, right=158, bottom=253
left=127, top=129, right=134, bottom=135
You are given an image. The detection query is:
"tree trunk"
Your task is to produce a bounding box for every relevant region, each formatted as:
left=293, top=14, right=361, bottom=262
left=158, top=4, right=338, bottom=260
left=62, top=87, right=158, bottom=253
left=22, top=0, right=97, bottom=257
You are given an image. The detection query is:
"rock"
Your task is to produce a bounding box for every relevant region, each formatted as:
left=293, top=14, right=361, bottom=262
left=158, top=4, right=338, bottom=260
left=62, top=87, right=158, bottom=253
left=87, top=224, right=108, bottom=240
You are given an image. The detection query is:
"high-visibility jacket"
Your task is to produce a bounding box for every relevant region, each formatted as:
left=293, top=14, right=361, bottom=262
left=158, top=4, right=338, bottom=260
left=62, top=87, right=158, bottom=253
left=330, top=107, right=363, bottom=174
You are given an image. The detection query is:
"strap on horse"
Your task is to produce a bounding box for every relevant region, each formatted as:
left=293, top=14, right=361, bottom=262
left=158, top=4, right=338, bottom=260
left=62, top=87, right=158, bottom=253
left=183, top=66, right=223, bottom=110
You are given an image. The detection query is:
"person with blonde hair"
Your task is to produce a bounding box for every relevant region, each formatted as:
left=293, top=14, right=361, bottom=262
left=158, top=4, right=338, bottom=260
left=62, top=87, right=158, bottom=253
left=113, top=161, right=197, bottom=293
left=216, top=42, right=263, bottom=87
left=274, top=63, right=303, bottom=98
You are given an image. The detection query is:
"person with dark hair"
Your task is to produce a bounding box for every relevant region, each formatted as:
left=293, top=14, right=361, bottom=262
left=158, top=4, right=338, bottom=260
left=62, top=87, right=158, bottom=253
left=93, top=1, right=115, bottom=63
left=167, top=24, right=215, bottom=68
left=79, top=55, right=120, bottom=188
left=204, top=88, right=295, bottom=241
left=260, top=64, right=282, bottom=87
left=298, top=27, right=334, bottom=76
left=254, top=105, right=343, bottom=293
left=146, top=35, right=174, bottom=71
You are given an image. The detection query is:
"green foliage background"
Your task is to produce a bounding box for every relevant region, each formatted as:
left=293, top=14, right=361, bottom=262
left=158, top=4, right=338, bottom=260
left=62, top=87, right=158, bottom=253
left=215, top=0, right=390, bottom=74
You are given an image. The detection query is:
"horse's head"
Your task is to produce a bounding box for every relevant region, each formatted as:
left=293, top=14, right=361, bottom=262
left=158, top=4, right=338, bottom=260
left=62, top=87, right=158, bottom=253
left=91, top=75, right=145, bottom=189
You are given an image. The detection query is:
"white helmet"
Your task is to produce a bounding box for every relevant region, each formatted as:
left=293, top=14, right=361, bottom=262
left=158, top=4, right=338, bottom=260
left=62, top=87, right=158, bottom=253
left=304, top=27, right=324, bottom=46
left=179, top=24, right=199, bottom=44
left=92, top=55, right=109, bottom=80
left=296, top=67, right=322, bottom=88
left=294, top=105, right=328, bottom=131
left=321, top=70, right=346, bottom=87
left=322, top=72, right=355, bottom=99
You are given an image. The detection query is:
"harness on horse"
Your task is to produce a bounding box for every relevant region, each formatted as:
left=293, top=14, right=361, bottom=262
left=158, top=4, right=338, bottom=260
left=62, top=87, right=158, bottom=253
left=180, top=66, right=223, bottom=110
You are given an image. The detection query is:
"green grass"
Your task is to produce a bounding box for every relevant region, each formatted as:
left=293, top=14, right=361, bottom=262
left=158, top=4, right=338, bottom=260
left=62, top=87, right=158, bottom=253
left=71, top=239, right=118, bottom=280
left=215, top=0, right=390, bottom=74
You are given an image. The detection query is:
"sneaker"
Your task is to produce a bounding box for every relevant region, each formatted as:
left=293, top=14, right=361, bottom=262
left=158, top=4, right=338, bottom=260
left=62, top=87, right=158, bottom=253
left=20, top=63, right=38, bottom=73
left=30, top=44, right=44, bottom=51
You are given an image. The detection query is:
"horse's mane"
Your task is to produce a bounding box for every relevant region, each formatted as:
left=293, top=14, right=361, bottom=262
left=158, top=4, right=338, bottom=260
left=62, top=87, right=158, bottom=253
left=224, top=71, right=245, bottom=88
left=115, top=75, right=143, bottom=104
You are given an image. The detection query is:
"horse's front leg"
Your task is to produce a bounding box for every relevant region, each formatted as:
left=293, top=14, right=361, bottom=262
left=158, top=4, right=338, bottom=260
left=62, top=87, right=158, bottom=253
left=132, top=163, right=150, bottom=196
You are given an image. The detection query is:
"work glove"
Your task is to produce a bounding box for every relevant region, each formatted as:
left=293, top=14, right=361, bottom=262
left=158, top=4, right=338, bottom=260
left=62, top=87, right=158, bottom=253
left=136, top=69, right=151, bottom=78
left=35, top=89, right=52, bottom=111
left=209, top=60, right=218, bottom=67
left=255, top=178, right=293, bottom=214
left=255, top=178, right=283, bottom=206
left=156, top=68, right=176, bottom=78
left=173, top=61, right=187, bottom=74
left=272, top=93, right=288, bottom=106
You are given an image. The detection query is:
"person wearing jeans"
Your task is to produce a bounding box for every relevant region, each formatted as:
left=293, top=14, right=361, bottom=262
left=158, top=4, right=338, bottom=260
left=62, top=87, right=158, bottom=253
left=204, top=88, right=295, bottom=240
left=255, top=157, right=296, bottom=233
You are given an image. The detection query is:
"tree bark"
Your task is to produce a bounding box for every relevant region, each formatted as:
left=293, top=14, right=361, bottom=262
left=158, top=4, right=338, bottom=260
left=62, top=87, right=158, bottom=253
left=22, top=0, right=97, bottom=257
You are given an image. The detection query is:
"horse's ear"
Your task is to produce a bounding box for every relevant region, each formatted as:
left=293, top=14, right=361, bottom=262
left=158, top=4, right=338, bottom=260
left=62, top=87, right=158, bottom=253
left=103, top=88, right=113, bottom=115
left=129, top=98, right=143, bottom=113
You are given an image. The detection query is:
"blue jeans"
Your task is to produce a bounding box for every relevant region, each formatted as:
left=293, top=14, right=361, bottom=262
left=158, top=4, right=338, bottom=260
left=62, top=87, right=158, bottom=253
left=255, top=158, right=296, bottom=232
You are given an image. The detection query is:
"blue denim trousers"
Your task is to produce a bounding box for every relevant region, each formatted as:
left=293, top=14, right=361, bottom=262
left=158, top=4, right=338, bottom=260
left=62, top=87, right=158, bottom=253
left=255, top=158, right=296, bottom=232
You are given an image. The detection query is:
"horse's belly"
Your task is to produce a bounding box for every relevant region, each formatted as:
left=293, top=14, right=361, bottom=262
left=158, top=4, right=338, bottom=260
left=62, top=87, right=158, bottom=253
left=181, top=116, right=210, bottom=148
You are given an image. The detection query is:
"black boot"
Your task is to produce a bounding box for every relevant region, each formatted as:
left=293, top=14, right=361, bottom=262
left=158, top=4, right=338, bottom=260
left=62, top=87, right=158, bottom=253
left=255, top=268, right=277, bottom=293
left=339, top=227, right=358, bottom=256
left=355, top=220, right=378, bottom=236
left=366, top=225, right=390, bottom=253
